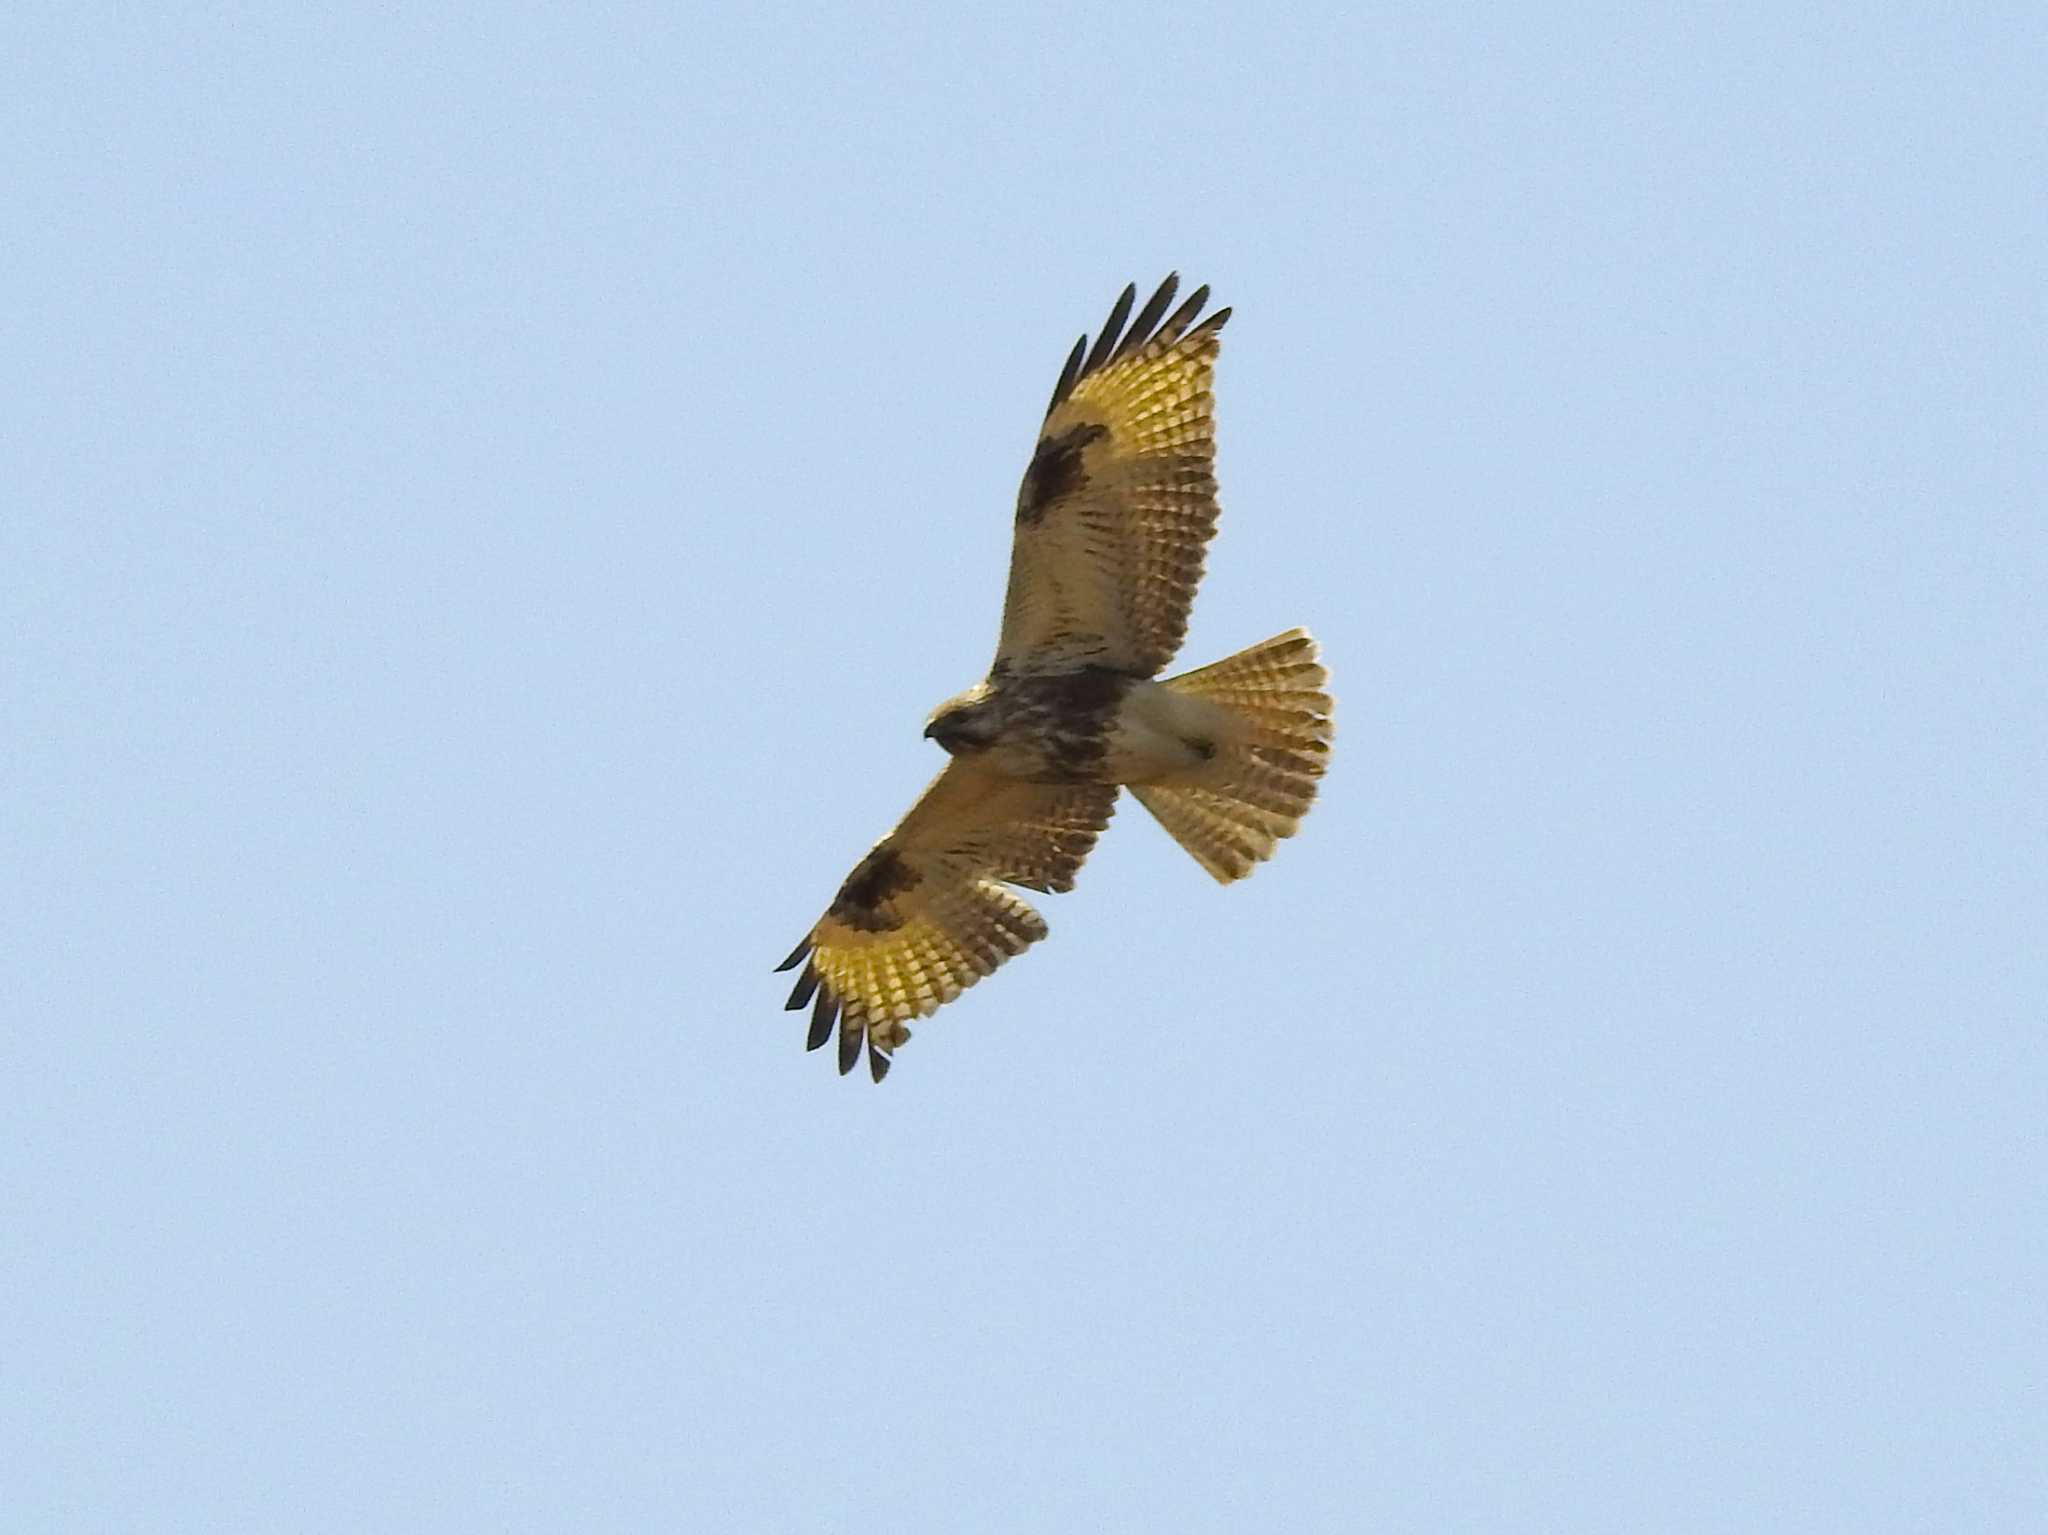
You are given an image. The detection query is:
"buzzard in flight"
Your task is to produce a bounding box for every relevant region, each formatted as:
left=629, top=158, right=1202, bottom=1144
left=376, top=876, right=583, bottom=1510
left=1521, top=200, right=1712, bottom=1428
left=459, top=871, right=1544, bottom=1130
left=776, top=275, right=1333, bottom=1080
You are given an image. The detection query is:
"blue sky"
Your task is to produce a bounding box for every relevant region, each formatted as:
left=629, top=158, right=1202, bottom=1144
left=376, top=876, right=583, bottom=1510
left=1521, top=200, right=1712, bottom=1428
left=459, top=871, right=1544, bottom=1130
left=5, top=4, right=2043, bottom=1530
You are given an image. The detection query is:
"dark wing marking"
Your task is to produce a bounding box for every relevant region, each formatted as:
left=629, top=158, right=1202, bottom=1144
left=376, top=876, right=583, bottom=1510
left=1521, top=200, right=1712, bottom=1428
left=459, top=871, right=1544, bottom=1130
left=775, top=763, right=1118, bottom=1080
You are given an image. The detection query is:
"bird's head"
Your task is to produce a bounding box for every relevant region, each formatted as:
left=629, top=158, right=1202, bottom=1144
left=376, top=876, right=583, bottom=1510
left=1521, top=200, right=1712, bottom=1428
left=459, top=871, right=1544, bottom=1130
left=924, top=684, right=1001, bottom=756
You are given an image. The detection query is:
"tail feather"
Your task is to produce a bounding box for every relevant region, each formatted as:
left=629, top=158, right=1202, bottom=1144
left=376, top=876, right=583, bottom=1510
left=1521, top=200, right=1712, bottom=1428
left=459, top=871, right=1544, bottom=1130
left=1131, top=628, right=1333, bottom=883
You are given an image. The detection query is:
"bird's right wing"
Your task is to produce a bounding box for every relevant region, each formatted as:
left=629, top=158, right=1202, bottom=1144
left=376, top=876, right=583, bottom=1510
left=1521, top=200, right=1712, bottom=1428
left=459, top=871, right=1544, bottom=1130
left=775, top=763, right=1118, bottom=1081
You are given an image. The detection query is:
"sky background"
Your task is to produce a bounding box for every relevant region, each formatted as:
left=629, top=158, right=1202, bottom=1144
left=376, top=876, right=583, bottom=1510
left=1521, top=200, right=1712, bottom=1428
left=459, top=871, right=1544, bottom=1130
left=5, top=4, right=2043, bottom=1530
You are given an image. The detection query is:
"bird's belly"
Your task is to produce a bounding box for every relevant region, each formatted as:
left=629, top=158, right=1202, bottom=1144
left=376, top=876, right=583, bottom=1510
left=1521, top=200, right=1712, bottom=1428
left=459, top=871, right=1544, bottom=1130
left=980, top=733, right=1114, bottom=784
left=1102, top=682, right=1222, bottom=783
left=982, top=678, right=1217, bottom=785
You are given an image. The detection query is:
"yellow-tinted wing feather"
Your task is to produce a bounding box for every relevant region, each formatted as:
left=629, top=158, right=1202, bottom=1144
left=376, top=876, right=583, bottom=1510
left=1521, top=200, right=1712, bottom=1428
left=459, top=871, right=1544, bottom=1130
left=996, top=274, right=1230, bottom=678
left=776, top=763, right=1118, bottom=1081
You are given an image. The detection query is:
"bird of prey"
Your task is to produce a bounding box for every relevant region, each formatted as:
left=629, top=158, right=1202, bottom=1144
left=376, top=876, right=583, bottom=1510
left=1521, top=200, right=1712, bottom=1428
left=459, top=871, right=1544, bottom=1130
left=776, top=275, right=1333, bottom=1081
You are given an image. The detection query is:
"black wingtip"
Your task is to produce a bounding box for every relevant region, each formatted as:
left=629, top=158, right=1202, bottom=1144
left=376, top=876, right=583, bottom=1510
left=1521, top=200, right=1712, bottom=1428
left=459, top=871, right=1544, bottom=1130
left=806, top=987, right=837, bottom=1052
left=783, top=962, right=821, bottom=1012
left=869, top=1047, right=892, bottom=1084
left=837, top=1014, right=863, bottom=1076
left=1047, top=333, right=1087, bottom=416
left=774, top=936, right=813, bottom=973
left=1110, top=273, right=1180, bottom=364
left=1157, top=283, right=1211, bottom=344
left=1081, top=281, right=1138, bottom=373
left=1048, top=275, right=1218, bottom=416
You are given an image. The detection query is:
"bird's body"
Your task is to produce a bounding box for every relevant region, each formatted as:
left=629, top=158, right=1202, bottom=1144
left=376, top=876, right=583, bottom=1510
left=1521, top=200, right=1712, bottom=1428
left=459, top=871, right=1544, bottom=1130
left=928, top=668, right=1217, bottom=785
left=777, top=276, right=1334, bottom=1080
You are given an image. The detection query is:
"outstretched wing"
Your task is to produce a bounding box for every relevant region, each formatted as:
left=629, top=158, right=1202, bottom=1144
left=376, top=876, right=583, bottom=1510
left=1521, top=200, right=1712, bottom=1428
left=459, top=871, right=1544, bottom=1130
left=775, top=764, right=1118, bottom=1081
left=997, top=274, right=1230, bottom=679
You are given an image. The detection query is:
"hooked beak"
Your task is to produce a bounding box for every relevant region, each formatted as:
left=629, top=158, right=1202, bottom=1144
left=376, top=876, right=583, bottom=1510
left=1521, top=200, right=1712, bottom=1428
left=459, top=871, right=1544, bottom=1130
left=925, top=716, right=980, bottom=755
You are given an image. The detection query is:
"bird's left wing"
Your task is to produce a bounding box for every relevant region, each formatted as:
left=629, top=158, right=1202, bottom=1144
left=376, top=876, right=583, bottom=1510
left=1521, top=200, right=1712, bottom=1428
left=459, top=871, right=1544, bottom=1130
left=775, top=763, right=1118, bottom=1081
left=995, top=274, right=1230, bottom=679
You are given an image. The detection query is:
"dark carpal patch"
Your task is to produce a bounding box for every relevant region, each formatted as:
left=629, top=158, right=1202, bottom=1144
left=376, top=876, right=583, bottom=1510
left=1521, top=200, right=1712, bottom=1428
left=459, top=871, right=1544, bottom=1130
left=1016, top=422, right=1109, bottom=525
left=828, top=847, right=921, bottom=931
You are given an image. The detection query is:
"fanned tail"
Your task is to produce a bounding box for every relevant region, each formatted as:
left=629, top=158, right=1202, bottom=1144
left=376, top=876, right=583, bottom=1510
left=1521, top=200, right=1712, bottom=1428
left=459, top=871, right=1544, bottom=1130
left=1130, top=628, right=1333, bottom=883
